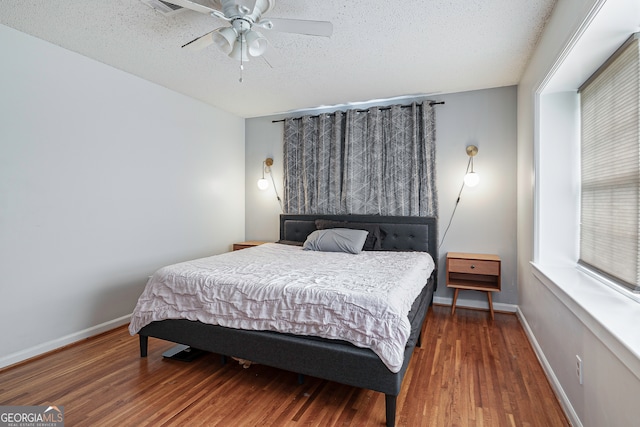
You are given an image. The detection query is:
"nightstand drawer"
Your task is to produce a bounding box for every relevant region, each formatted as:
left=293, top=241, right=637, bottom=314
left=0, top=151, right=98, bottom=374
left=448, top=258, right=499, bottom=276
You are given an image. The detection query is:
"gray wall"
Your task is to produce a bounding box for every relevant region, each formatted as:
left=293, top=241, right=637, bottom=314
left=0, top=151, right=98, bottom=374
left=0, top=25, right=246, bottom=367
left=244, top=86, right=518, bottom=310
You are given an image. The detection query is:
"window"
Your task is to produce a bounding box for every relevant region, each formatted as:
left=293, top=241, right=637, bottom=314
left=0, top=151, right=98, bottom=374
left=579, top=33, right=640, bottom=292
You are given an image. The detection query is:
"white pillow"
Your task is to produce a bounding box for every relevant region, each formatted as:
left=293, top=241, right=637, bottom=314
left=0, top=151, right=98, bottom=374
left=302, top=228, right=369, bottom=254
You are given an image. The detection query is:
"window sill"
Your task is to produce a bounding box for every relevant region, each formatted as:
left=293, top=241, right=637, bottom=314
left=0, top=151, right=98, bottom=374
left=531, top=263, right=640, bottom=380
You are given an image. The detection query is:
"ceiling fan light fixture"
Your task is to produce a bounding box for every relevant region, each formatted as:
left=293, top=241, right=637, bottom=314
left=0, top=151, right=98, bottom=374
left=228, top=36, right=250, bottom=61
left=245, top=30, right=267, bottom=57
left=212, top=27, right=237, bottom=54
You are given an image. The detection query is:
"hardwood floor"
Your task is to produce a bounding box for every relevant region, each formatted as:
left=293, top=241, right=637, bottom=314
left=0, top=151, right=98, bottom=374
left=0, top=305, right=569, bottom=426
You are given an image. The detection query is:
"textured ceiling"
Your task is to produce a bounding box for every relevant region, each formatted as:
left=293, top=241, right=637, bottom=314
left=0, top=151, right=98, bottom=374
left=0, top=0, right=556, bottom=118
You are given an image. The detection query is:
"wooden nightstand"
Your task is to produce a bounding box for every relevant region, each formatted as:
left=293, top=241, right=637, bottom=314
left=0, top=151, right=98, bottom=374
left=446, top=252, right=501, bottom=319
left=232, top=241, right=269, bottom=251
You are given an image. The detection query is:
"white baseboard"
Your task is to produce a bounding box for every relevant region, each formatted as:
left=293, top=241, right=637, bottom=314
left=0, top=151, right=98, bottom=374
left=516, top=307, right=582, bottom=427
left=0, top=314, right=132, bottom=370
left=433, top=295, right=518, bottom=313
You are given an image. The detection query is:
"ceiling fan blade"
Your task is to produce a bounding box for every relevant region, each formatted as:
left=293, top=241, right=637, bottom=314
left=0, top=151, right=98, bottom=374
left=181, top=30, right=215, bottom=50
left=259, top=18, right=333, bottom=37
left=160, top=0, right=218, bottom=15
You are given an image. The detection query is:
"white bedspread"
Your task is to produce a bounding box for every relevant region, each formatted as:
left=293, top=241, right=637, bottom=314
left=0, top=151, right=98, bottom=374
left=129, top=243, right=435, bottom=372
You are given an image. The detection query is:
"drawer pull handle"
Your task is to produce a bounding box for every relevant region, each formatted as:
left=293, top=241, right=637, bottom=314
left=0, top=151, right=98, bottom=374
left=470, top=265, right=476, bottom=269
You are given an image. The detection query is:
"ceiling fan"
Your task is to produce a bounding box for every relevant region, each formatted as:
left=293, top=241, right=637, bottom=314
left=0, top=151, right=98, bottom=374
left=160, top=0, right=333, bottom=70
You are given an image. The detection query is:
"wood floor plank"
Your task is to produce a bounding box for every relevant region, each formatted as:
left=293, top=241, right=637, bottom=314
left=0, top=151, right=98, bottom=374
left=0, top=305, right=569, bottom=426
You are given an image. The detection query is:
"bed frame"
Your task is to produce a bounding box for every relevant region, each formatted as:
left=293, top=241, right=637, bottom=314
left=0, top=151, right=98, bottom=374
left=137, top=214, right=438, bottom=427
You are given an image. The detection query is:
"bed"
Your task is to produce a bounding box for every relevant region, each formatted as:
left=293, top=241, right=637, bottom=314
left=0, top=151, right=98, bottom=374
left=131, top=214, right=438, bottom=427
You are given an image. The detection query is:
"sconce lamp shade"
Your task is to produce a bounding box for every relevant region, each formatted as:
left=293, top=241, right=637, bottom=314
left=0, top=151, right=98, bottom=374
left=257, top=157, right=274, bottom=190
left=257, top=178, right=269, bottom=190
left=463, top=171, right=480, bottom=187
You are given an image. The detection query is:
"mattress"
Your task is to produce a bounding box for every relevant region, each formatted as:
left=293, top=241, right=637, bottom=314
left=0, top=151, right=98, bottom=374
left=129, top=243, right=435, bottom=372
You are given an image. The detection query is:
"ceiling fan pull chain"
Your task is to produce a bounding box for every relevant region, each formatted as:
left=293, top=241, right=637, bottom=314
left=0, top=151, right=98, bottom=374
left=239, top=35, right=244, bottom=83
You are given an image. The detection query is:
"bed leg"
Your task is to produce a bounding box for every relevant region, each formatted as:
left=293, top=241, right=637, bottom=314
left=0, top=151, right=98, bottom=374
left=221, top=355, right=227, bottom=365
left=139, top=335, right=148, bottom=358
left=417, top=305, right=431, bottom=349
left=385, top=394, right=396, bottom=427
left=297, top=373, right=305, bottom=384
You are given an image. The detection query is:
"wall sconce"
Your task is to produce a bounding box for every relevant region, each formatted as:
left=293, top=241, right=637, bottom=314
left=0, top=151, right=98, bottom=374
left=439, top=144, right=481, bottom=249
left=257, top=157, right=283, bottom=211
left=257, top=158, right=273, bottom=190
left=463, top=145, right=480, bottom=187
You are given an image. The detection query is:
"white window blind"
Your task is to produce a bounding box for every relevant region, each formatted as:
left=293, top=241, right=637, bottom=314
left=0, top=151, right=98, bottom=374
left=579, top=33, right=640, bottom=292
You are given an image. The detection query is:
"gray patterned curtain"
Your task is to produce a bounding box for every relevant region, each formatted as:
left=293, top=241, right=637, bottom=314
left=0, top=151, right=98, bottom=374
left=283, top=102, right=437, bottom=217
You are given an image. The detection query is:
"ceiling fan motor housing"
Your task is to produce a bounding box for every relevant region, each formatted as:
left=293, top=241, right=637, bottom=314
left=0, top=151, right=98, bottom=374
left=232, top=18, right=252, bottom=34
left=213, top=0, right=274, bottom=21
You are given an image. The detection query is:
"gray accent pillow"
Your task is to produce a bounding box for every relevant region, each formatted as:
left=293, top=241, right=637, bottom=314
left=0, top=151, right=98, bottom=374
left=314, top=219, right=382, bottom=251
left=302, top=228, right=369, bottom=254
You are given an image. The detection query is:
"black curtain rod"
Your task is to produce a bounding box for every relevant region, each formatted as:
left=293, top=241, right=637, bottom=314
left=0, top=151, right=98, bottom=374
left=271, top=101, right=445, bottom=123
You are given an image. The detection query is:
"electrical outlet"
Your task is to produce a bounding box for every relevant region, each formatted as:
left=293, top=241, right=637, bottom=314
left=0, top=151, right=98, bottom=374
left=576, top=355, right=583, bottom=385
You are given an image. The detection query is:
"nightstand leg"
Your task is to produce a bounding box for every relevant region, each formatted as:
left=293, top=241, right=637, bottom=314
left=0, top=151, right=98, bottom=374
left=487, top=291, right=494, bottom=319
left=451, top=288, right=460, bottom=315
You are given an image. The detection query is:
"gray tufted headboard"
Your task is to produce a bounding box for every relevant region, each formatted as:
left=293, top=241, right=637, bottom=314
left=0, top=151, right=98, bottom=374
left=279, top=214, right=438, bottom=260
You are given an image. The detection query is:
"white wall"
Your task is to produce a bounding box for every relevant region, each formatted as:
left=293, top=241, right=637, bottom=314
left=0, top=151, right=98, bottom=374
left=0, top=25, right=246, bottom=367
left=517, top=0, right=640, bottom=425
left=244, top=86, right=518, bottom=310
